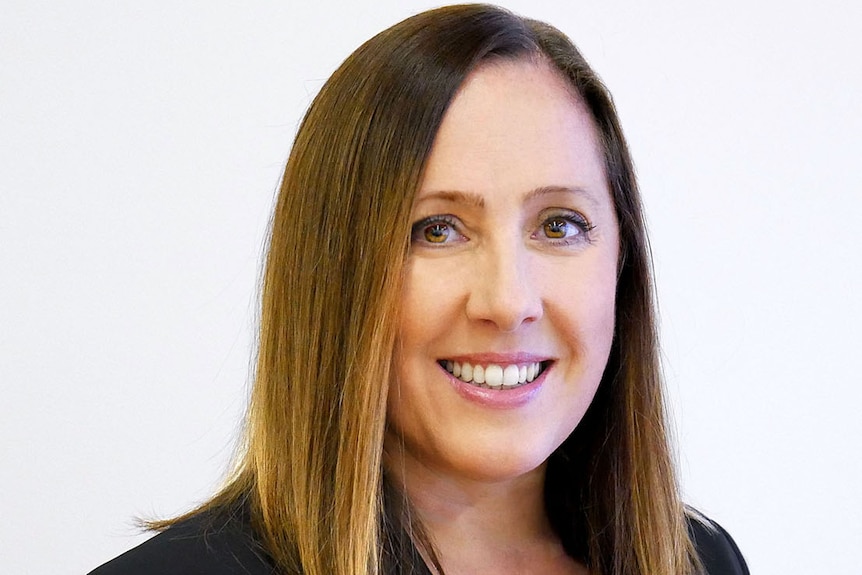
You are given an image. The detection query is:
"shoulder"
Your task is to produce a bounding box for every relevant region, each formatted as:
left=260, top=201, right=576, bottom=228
left=88, top=507, right=277, bottom=575
left=687, top=510, right=750, bottom=575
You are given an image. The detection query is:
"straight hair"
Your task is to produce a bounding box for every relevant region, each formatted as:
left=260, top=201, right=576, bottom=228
left=156, top=5, right=698, bottom=575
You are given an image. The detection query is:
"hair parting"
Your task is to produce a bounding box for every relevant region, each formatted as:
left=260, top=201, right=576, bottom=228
left=151, top=5, right=700, bottom=575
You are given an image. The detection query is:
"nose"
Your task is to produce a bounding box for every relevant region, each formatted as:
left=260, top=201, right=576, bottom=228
left=465, top=240, right=543, bottom=332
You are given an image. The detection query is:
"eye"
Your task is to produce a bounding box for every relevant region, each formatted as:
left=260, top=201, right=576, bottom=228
left=425, top=222, right=450, bottom=243
left=543, top=218, right=574, bottom=239
left=534, top=210, right=594, bottom=245
left=410, top=215, right=466, bottom=246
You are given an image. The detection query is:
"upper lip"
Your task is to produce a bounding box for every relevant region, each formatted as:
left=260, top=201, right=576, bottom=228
left=440, top=352, right=552, bottom=364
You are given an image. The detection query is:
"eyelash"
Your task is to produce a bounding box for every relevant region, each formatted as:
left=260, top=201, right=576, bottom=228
left=535, top=210, right=596, bottom=245
left=409, top=211, right=596, bottom=247
left=410, top=214, right=465, bottom=246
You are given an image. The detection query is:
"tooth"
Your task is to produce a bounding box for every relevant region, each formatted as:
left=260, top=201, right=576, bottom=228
left=446, top=360, right=454, bottom=373
left=502, top=365, right=519, bottom=386
left=461, top=363, right=473, bottom=382
left=473, top=364, right=485, bottom=384
left=485, top=365, right=503, bottom=386
left=527, top=363, right=536, bottom=382
left=453, top=361, right=461, bottom=378
left=518, top=365, right=527, bottom=384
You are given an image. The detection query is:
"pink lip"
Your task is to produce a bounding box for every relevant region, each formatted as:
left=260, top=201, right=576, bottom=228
left=443, top=352, right=549, bottom=364
left=440, top=360, right=550, bottom=410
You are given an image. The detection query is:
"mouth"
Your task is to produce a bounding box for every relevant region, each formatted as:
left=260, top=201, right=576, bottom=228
left=437, top=359, right=551, bottom=390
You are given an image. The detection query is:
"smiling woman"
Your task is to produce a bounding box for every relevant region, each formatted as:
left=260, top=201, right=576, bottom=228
left=386, top=62, right=621, bottom=574
left=89, top=4, right=748, bottom=575
left=389, top=61, right=620, bottom=495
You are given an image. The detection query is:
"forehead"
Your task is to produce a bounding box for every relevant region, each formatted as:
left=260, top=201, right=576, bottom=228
left=418, top=59, right=607, bottom=200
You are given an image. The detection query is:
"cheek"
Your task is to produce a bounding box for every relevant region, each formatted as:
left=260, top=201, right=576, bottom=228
left=546, top=254, right=618, bottom=336
left=386, top=347, right=415, bottom=443
left=397, top=258, right=460, bottom=349
left=585, top=238, right=621, bottom=338
left=591, top=269, right=619, bottom=335
left=586, top=270, right=619, bottom=360
left=386, top=336, right=443, bottom=464
left=389, top=264, right=442, bottom=416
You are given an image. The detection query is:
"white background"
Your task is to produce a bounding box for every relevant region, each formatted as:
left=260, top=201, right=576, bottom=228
left=2, top=1, right=859, bottom=573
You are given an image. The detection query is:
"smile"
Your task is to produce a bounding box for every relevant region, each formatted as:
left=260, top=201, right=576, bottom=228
left=439, top=359, right=550, bottom=389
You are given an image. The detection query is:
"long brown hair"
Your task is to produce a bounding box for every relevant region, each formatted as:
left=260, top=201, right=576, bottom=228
left=164, top=5, right=697, bottom=574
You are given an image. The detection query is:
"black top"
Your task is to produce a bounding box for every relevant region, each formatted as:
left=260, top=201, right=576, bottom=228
left=89, top=508, right=749, bottom=575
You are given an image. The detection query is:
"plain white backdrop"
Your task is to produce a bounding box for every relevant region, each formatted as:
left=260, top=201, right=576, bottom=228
left=2, top=1, right=859, bottom=573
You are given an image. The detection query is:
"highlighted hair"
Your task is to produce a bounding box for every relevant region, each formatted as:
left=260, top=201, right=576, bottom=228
left=159, top=5, right=698, bottom=575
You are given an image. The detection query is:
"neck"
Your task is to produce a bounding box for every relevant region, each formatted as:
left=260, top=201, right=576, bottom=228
left=384, top=444, right=571, bottom=574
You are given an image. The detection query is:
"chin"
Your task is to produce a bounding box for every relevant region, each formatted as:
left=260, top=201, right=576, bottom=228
left=385, top=420, right=572, bottom=487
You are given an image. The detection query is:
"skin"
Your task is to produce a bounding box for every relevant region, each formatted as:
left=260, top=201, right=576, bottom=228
left=385, top=58, right=620, bottom=574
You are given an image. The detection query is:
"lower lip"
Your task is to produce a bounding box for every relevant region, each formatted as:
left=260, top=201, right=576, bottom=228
left=443, top=365, right=547, bottom=409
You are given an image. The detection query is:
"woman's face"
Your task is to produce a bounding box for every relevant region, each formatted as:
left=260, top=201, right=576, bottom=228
left=387, top=59, right=620, bottom=484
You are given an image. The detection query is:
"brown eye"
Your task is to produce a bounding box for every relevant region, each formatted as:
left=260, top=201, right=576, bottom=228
left=410, top=215, right=466, bottom=247
left=424, top=223, right=450, bottom=243
left=543, top=218, right=571, bottom=239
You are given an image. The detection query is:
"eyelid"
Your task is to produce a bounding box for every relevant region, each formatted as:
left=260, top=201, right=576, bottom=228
left=410, top=209, right=595, bottom=247
left=533, top=208, right=595, bottom=244
left=542, top=208, right=593, bottom=228
left=410, top=214, right=467, bottom=246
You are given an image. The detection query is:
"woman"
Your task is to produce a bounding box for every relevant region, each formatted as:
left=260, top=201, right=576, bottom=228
left=91, top=4, right=748, bottom=574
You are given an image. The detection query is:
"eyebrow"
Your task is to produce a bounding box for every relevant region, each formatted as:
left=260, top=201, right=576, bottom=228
left=415, top=185, right=600, bottom=209
left=415, top=189, right=485, bottom=208
left=526, top=185, right=600, bottom=208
